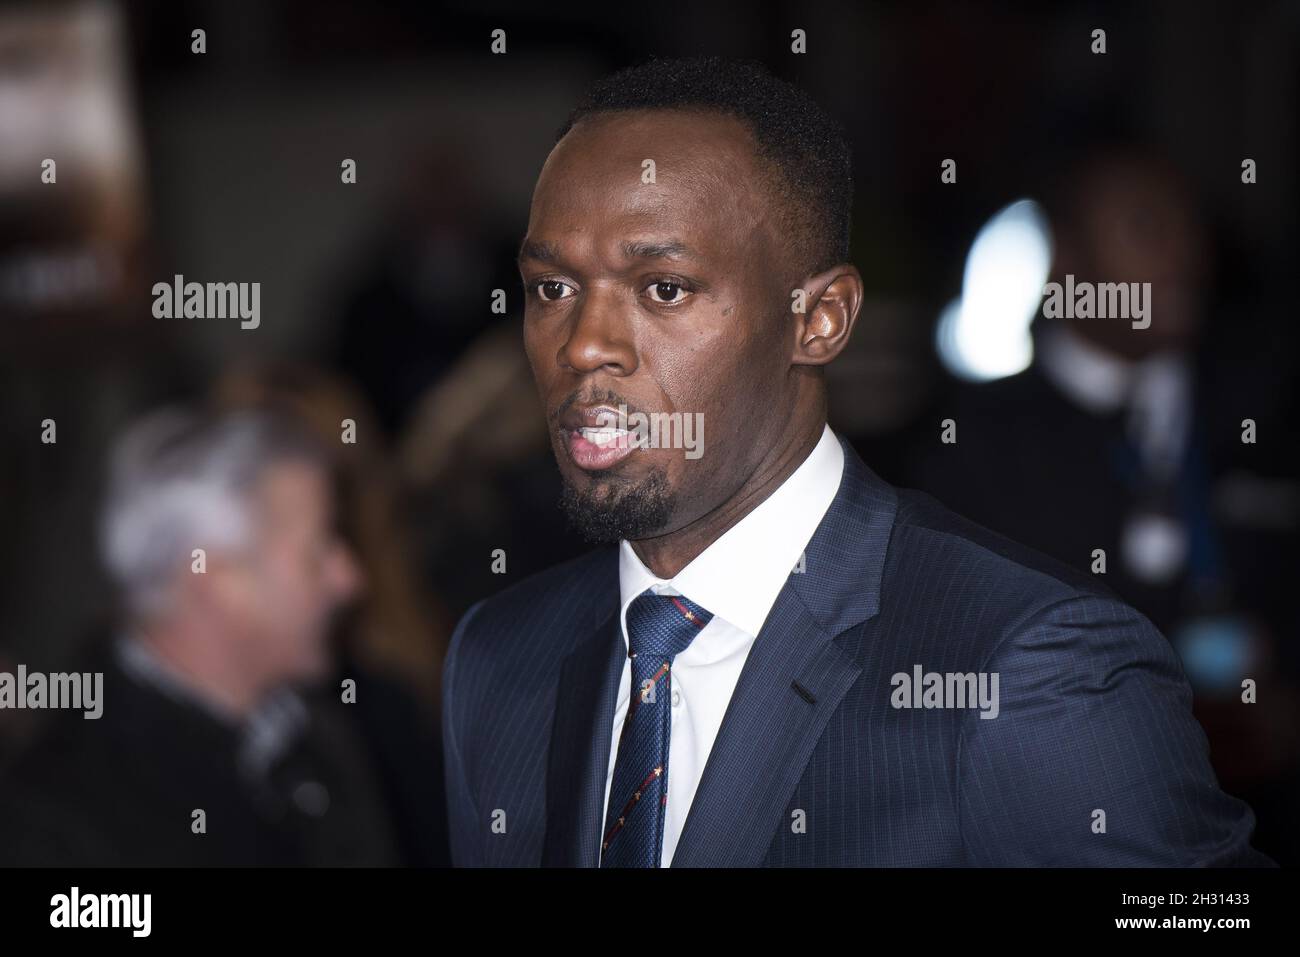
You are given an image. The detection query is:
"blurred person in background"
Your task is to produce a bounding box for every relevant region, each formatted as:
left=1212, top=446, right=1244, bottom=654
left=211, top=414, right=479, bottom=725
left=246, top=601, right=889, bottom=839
left=910, top=147, right=1217, bottom=628
left=905, top=145, right=1300, bottom=862
left=394, top=319, right=589, bottom=614
left=214, top=362, right=450, bottom=702
left=213, top=363, right=452, bottom=866
left=331, top=145, right=523, bottom=439
left=0, top=407, right=401, bottom=866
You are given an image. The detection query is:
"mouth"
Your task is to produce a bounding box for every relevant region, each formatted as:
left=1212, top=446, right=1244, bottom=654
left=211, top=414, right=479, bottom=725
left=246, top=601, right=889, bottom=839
left=559, top=405, right=639, bottom=471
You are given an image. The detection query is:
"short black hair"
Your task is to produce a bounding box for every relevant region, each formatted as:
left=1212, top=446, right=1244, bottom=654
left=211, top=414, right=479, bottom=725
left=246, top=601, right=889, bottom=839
left=556, top=56, right=853, bottom=276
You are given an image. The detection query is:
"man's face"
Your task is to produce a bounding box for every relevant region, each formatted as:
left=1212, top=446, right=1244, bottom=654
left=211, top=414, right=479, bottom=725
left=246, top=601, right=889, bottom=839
left=1072, top=159, right=1209, bottom=355
left=520, top=109, right=801, bottom=543
left=221, top=461, right=361, bottom=684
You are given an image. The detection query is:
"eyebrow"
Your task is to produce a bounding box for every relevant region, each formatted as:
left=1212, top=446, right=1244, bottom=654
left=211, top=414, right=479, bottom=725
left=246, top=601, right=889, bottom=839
left=517, top=238, right=560, bottom=264
left=619, top=239, right=695, bottom=261
left=516, top=237, right=697, bottom=266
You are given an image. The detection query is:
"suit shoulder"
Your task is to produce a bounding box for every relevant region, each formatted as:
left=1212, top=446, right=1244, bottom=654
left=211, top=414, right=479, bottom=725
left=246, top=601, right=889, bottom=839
left=448, top=546, right=618, bottom=663
left=467, top=545, right=617, bottom=626
left=888, top=487, right=1122, bottom=624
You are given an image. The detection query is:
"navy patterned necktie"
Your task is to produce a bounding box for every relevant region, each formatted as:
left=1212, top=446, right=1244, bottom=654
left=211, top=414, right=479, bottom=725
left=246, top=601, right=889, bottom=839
left=600, top=587, right=714, bottom=867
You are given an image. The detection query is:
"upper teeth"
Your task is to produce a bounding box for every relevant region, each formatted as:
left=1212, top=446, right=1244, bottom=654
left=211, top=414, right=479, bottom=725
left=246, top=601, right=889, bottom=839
left=580, top=427, right=629, bottom=448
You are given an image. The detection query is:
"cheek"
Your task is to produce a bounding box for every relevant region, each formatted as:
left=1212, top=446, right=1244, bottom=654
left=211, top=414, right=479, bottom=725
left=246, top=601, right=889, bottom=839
left=257, top=547, right=319, bottom=611
left=217, top=568, right=263, bottom=623
left=654, top=310, right=776, bottom=423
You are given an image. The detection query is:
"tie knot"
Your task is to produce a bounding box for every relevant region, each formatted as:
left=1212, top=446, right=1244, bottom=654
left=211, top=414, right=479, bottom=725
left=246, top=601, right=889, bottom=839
left=625, top=588, right=713, bottom=663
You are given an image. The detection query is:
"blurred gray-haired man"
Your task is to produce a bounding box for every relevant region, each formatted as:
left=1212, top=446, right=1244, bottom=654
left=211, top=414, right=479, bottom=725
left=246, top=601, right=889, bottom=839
left=0, top=407, right=398, bottom=866
left=100, top=407, right=361, bottom=714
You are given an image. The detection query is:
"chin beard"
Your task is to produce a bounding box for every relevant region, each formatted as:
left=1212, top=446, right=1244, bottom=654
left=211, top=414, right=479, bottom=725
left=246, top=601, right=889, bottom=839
left=560, top=466, right=676, bottom=543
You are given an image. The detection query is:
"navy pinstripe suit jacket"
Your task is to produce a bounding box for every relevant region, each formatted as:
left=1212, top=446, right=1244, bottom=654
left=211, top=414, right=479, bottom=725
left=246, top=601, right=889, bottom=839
left=442, top=437, right=1269, bottom=866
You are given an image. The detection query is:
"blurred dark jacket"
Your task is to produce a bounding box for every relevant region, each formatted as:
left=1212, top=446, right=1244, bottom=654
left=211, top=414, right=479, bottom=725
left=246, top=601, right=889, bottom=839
left=0, top=637, right=417, bottom=867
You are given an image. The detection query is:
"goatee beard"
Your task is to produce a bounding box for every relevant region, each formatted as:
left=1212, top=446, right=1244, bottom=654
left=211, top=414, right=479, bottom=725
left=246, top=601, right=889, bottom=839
left=560, top=466, right=675, bottom=543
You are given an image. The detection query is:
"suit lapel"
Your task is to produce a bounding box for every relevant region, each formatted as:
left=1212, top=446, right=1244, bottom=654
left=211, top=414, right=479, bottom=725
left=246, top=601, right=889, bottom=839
left=672, top=438, right=899, bottom=867
left=541, top=607, right=624, bottom=866
left=670, top=589, right=863, bottom=867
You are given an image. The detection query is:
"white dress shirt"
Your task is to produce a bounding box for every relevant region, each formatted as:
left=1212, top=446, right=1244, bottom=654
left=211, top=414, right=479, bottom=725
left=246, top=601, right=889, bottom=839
left=604, top=423, right=845, bottom=866
left=1039, top=324, right=1191, bottom=481
left=1039, top=325, right=1194, bottom=582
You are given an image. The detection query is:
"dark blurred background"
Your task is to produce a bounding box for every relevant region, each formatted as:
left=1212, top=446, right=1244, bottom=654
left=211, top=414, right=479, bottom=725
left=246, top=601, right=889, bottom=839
left=0, top=0, right=1296, bottom=865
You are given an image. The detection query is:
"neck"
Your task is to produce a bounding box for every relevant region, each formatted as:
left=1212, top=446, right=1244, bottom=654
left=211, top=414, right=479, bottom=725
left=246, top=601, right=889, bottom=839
left=130, top=616, right=267, bottom=721
left=630, top=415, right=825, bottom=579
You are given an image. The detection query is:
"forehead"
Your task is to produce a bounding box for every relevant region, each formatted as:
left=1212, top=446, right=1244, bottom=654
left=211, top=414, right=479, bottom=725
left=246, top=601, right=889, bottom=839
left=255, top=460, right=330, bottom=518
left=526, top=109, right=775, bottom=262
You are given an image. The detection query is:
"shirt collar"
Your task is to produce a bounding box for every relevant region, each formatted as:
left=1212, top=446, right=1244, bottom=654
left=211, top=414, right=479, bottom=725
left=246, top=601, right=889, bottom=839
left=618, top=423, right=845, bottom=641
left=114, top=633, right=308, bottom=774
left=115, top=632, right=242, bottom=726
left=1039, top=324, right=1135, bottom=414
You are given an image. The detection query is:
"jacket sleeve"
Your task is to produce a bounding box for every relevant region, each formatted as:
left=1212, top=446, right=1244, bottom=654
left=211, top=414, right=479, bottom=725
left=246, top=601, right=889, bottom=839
left=957, top=592, right=1273, bottom=866
left=442, top=600, right=486, bottom=867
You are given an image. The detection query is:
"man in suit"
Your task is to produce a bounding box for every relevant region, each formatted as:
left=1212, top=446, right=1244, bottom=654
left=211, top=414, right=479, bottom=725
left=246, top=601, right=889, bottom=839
left=442, top=57, right=1268, bottom=866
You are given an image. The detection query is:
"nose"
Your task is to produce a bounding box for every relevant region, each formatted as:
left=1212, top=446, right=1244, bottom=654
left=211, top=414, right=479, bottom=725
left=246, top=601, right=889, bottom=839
left=557, top=286, right=637, bottom=377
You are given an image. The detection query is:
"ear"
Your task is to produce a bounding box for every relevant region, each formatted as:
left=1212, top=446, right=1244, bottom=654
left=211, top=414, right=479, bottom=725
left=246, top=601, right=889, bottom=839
left=790, top=264, right=863, bottom=366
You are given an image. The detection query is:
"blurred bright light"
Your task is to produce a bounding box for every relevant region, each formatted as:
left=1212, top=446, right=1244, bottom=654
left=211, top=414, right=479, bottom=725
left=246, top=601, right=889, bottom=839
left=936, top=199, right=1053, bottom=382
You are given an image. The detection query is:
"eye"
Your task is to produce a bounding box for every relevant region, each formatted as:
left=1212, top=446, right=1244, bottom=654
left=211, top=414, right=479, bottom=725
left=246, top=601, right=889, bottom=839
left=534, top=279, right=575, bottom=302
left=645, top=279, right=691, bottom=305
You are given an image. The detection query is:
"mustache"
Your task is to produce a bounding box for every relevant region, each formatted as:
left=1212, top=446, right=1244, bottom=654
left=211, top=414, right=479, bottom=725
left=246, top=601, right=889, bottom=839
left=552, top=387, right=651, bottom=423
